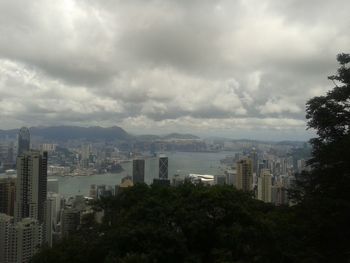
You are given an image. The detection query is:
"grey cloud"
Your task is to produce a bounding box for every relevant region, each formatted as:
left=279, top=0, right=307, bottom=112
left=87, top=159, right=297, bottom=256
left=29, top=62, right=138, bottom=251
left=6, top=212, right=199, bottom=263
left=0, top=0, right=349, bottom=140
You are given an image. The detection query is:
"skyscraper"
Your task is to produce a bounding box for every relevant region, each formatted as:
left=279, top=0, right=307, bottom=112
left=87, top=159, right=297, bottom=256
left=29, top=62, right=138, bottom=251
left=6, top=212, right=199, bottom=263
left=0, top=213, right=12, bottom=263
left=257, top=169, right=272, bottom=203
left=159, top=156, right=168, bottom=179
left=0, top=178, right=16, bottom=216
left=61, top=208, right=80, bottom=238
left=235, top=158, right=253, bottom=191
left=15, top=150, right=48, bottom=223
left=133, top=159, right=145, bottom=184
left=0, top=215, right=43, bottom=263
left=250, top=148, right=258, bottom=175
left=8, top=218, right=42, bottom=263
left=17, top=127, right=30, bottom=156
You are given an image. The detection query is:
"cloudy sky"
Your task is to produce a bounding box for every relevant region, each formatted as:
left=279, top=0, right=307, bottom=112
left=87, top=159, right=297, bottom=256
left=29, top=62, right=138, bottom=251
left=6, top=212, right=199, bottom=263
left=0, top=0, right=349, bottom=140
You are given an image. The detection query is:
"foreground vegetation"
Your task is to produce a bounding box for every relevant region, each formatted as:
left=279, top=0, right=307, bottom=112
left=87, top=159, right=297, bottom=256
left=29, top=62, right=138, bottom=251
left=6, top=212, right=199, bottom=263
left=31, top=54, right=350, bottom=262
left=33, top=184, right=299, bottom=262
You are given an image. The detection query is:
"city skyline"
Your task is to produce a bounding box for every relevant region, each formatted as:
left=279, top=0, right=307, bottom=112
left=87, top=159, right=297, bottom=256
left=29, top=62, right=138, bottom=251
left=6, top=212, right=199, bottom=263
left=0, top=1, right=349, bottom=140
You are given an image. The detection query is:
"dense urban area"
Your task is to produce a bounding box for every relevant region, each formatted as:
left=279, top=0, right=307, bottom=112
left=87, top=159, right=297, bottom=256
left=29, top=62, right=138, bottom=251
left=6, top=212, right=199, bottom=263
left=0, top=124, right=310, bottom=262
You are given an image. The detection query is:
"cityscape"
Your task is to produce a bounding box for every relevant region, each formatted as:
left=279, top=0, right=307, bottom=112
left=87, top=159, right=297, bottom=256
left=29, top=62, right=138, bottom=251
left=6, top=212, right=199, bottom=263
left=0, top=125, right=309, bottom=262
left=0, top=0, right=349, bottom=262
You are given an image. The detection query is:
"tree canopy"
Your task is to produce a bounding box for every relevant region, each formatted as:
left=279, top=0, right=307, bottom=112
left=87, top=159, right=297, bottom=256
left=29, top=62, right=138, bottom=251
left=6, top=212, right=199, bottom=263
left=292, top=53, right=350, bottom=261
left=32, top=184, right=298, bottom=263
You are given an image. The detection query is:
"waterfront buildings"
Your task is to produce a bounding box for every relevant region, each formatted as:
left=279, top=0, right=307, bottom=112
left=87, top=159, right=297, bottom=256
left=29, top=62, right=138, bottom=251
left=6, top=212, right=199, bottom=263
left=133, top=159, right=145, bottom=184
left=188, top=174, right=214, bottom=185
left=159, top=156, right=168, bottom=179
left=257, top=169, right=272, bottom=203
left=235, top=158, right=253, bottom=191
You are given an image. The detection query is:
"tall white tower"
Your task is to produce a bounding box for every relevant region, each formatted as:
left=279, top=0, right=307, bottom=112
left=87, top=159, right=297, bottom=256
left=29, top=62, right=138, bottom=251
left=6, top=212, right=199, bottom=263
left=15, top=151, right=48, bottom=223
left=258, top=169, right=272, bottom=203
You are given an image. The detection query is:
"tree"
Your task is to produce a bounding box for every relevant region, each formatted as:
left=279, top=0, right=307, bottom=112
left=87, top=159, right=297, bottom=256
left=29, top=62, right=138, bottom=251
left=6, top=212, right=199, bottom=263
left=292, top=53, right=350, bottom=261
left=32, top=184, right=295, bottom=263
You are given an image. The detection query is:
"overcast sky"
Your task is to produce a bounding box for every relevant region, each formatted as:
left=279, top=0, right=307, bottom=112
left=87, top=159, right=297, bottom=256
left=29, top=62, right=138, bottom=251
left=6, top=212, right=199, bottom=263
left=0, top=0, right=349, bottom=140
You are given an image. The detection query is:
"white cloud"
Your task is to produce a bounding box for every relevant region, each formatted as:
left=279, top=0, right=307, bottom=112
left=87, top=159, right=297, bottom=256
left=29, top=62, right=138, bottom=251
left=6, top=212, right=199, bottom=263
left=259, top=98, right=302, bottom=114
left=0, top=0, right=349, bottom=139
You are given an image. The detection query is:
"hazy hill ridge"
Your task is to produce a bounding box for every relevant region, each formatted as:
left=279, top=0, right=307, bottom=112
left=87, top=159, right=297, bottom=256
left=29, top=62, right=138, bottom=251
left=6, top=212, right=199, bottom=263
left=0, top=126, right=199, bottom=142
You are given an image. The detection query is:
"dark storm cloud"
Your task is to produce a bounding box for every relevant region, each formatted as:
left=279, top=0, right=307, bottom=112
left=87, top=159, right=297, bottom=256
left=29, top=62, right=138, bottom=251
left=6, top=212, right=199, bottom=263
left=0, top=0, right=349, bottom=139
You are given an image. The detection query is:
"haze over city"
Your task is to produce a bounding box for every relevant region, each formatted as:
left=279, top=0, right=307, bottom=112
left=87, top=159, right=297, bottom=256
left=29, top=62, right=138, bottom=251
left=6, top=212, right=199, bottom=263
left=1, top=0, right=350, bottom=262
left=1, top=0, right=349, bottom=140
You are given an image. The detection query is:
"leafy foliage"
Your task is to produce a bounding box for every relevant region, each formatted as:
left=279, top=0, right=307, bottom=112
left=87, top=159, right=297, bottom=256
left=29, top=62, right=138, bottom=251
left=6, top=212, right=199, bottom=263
left=32, top=184, right=297, bottom=263
left=292, top=53, right=350, bottom=262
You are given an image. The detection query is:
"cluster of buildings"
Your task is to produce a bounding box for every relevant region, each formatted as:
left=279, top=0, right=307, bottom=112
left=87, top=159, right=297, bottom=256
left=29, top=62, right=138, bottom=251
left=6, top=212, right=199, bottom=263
left=0, top=127, right=309, bottom=262
left=88, top=155, right=170, bottom=200
left=184, top=149, right=305, bottom=205
left=0, top=128, right=93, bottom=263
left=89, top=147, right=302, bottom=207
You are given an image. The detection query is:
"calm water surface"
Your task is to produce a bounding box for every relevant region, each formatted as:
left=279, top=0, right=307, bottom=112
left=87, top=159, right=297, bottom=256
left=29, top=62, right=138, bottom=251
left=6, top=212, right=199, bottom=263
left=3, top=151, right=236, bottom=197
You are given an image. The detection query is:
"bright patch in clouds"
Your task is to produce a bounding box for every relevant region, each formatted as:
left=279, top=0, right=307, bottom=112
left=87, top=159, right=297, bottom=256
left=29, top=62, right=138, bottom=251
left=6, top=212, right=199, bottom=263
left=0, top=0, right=349, bottom=140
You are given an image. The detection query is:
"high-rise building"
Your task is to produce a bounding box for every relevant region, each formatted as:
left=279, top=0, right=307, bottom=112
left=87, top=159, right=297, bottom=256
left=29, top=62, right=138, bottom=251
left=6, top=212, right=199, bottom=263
left=133, top=159, right=145, bottom=184
left=61, top=208, right=80, bottom=238
left=45, top=193, right=62, bottom=247
left=1, top=129, right=49, bottom=262
left=0, top=142, right=15, bottom=167
left=40, top=144, right=57, bottom=153
left=159, top=156, right=168, bottom=179
left=0, top=178, right=16, bottom=216
left=115, top=176, right=134, bottom=195
left=0, top=216, right=43, bottom=263
left=81, top=144, right=91, bottom=168
left=271, top=184, right=288, bottom=206
left=215, top=175, right=226, bottom=185
left=235, top=158, right=253, bottom=191
left=95, top=185, right=114, bottom=199
left=0, top=213, right=12, bottom=263
left=15, top=150, right=48, bottom=223
left=9, top=218, right=42, bottom=263
left=257, top=169, right=272, bottom=203
left=225, top=169, right=236, bottom=185
left=17, top=127, right=30, bottom=156
left=250, top=148, right=258, bottom=175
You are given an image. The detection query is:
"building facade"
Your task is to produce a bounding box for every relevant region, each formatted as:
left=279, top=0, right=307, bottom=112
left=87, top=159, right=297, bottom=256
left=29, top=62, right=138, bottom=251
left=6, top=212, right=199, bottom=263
left=257, top=169, right=272, bottom=203
left=15, top=150, right=48, bottom=223
left=158, top=156, right=168, bottom=179
left=235, top=158, right=253, bottom=191
left=0, top=178, right=16, bottom=216
left=17, top=127, right=30, bottom=156
left=132, top=159, right=145, bottom=184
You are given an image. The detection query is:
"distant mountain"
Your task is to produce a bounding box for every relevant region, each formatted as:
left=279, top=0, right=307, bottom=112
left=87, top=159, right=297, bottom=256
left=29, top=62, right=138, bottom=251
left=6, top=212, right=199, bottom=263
left=0, top=126, right=201, bottom=142
left=0, top=126, right=132, bottom=142
left=136, top=135, right=161, bottom=141
left=0, top=128, right=17, bottom=139
left=162, top=133, right=200, bottom=140
left=204, top=136, right=307, bottom=145
left=31, top=126, right=132, bottom=141
left=136, top=133, right=200, bottom=141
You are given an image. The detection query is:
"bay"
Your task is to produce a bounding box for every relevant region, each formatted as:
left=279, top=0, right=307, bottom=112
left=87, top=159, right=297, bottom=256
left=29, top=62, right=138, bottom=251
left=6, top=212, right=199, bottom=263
left=5, top=151, right=235, bottom=197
